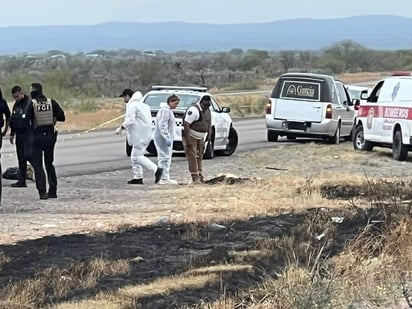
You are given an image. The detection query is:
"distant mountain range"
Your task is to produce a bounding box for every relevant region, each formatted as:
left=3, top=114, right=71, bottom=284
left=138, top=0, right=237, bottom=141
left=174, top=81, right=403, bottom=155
left=1, top=15, right=412, bottom=54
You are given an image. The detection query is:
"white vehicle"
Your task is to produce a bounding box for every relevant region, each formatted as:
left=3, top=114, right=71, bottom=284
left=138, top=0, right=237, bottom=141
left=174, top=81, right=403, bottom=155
left=346, top=84, right=371, bottom=117
left=353, top=76, right=412, bottom=160
left=346, top=85, right=370, bottom=102
left=142, top=85, right=238, bottom=159
left=266, top=73, right=356, bottom=143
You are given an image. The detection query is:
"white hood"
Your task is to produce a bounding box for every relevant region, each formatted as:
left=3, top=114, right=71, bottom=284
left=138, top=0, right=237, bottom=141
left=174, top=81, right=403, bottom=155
left=129, top=91, right=143, bottom=104
left=123, top=91, right=153, bottom=146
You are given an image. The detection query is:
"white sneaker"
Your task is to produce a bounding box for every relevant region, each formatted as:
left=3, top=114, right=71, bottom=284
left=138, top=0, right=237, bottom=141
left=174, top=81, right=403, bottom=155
left=158, top=179, right=178, bottom=185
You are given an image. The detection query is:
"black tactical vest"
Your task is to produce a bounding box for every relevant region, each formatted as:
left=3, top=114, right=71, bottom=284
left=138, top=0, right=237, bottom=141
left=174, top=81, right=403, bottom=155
left=32, top=98, right=54, bottom=128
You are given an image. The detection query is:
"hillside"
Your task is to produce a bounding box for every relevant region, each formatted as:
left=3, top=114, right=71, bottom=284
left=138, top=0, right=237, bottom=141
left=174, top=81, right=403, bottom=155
left=0, top=15, right=411, bottom=54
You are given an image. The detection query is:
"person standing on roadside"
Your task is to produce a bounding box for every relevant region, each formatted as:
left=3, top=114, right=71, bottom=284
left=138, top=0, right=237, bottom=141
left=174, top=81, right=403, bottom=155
left=0, top=87, right=11, bottom=205
left=182, top=95, right=212, bottom=184
left=25, top=83, right=65, bottom=200
left=116, top=88, right=134, bottom=156
left=154, top=94, right=180, bottom=185
left=9, top=86, right=31, bottom=188
left=116, top=90, right=163, bottom=184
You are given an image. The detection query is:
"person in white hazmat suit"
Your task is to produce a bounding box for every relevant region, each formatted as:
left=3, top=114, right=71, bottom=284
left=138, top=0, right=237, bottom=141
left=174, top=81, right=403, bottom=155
left=154, top=94, right=180, bottom=185
left=118, top=88, right=134, bottom=156
left=116, top=91, right=163, bottom=184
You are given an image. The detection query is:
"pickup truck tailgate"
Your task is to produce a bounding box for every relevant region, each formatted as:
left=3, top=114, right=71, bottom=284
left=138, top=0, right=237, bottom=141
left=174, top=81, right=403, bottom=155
left=273, top=99, right=323, bottom=122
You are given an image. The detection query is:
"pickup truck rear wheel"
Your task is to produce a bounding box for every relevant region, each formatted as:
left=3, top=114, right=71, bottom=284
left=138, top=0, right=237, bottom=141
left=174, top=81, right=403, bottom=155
left=353, top=125, right=373, bottom=151
left=267, top=130, right=278, bottom=142
left=392, top=130, right=408, bottom=161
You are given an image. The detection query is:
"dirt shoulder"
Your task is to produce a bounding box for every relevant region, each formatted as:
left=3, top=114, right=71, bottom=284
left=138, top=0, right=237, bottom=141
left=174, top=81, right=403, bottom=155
left=1, top=140, right=410, bottom=244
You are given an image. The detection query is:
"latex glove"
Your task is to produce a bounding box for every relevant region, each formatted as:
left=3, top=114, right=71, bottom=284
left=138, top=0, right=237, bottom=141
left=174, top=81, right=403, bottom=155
left=115, top=126, right=124, bottom=135
left=166, top=139, right=172, bottom=147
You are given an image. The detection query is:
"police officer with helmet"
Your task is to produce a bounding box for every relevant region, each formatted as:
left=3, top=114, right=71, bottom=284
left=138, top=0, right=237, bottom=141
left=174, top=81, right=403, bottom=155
left=25, top=82, right=65, bottom=200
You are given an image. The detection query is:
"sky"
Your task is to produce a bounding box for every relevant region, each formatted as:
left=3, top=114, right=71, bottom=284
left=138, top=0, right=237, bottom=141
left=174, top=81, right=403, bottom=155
left=1, top=0, right=411, bottom=27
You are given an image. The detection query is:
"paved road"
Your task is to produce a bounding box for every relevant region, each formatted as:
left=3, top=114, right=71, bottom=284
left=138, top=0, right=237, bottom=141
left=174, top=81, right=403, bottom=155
left=1, top=118, right=272, bottom=177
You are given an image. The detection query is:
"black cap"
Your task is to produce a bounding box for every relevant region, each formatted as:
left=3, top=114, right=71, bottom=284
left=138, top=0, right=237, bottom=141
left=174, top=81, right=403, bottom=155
left=119, top=89, right=134, bottom=97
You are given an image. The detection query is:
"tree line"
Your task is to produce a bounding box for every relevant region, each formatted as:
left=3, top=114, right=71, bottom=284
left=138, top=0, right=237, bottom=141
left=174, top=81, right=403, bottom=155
left=0, top=40, right=411, bottom=105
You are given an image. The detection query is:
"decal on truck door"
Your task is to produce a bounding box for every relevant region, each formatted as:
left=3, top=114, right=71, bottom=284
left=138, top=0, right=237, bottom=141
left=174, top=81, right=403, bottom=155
left=359, top=105, right=411, bottom=120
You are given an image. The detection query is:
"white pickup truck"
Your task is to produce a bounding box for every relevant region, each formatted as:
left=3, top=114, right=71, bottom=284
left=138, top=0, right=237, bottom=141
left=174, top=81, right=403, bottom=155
left=353, top=76, right=412, bottom=160
left=141, top=86, right=238, bottom=159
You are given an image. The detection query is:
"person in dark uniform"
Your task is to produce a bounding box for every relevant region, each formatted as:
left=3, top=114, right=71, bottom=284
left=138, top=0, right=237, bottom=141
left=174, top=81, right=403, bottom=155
left=25, top=83, right=65, bottom=200
left=0, top=87, right=11, bottom=205
left=9, top=86, right=31, bottom=187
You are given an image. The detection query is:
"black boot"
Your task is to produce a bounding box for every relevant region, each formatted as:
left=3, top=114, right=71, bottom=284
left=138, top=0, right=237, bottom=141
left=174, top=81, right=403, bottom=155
left=48, top=187, right=58, bottom=198
left=127, top=178, right=144, bottom=184
left=155, top=168, right=163, bottom=184
left=39, top=193, right=48, bottom=200
left=11, top=181, right=27, bottom=188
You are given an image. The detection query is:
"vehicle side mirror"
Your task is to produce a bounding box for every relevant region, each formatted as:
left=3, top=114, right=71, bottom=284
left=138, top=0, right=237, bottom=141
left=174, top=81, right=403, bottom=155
left=360, top=90, right=368, bottom=100
left=221, top=107, right=231, bottom=113
left=353, top=99, right=361, bottom=111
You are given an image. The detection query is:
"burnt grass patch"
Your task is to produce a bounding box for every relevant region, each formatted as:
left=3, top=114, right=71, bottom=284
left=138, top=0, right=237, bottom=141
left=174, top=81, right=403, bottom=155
left=320, top=179, right=412, bottom=201
left=0, top=202, right=410, bottom=308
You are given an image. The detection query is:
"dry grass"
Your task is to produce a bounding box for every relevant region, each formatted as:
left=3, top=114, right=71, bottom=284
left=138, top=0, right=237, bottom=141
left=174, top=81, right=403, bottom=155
left=2, top=173, right=411, bottom=307
left=59, top=100, right=124, bottom=132
left=56, top=273, right=222, bottom=308
left=199, top=218, right=412, bottom=309
left=55, top=264, right=253, bottom=308
left=338, top=71, right=390, bottom=84
left=0, top=258, right=130, bottom=308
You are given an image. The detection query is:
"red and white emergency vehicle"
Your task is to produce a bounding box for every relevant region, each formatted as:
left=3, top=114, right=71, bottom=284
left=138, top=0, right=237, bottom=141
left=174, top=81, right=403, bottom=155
left=353, top=76, right=412, bottom=160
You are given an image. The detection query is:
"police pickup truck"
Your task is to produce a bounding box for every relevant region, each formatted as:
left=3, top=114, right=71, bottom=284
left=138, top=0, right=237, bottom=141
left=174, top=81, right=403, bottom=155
left=353, top=76, right=412, bottom=160
left=139, top=85, right=238, bottom=159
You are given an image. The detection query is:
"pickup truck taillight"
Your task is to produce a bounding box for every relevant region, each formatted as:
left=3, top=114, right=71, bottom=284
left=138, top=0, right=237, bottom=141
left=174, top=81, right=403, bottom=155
left=266, top=99, right=272, bottom=114
left=325, top=104, right=333, bottom=119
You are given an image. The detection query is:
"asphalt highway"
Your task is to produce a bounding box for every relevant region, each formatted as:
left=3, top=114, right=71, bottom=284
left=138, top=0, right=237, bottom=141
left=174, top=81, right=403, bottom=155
left=1, top=118, right=273, bottom=177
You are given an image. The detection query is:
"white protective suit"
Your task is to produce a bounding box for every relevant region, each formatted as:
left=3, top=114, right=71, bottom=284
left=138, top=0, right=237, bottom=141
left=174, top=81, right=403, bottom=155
left=154, top=102, right=176, bottom=181
left=122, top=91, right=157, bottom=179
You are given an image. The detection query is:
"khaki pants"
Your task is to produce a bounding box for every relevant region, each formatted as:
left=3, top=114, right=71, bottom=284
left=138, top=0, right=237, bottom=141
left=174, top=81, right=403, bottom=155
left=183, top=135, right=205, bottom=179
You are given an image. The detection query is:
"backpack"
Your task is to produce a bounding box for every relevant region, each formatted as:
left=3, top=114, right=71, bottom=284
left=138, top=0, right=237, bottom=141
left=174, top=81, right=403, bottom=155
left=2, top=165, right=34, bottom=181
left=2, top=167, right=19, bottom=180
